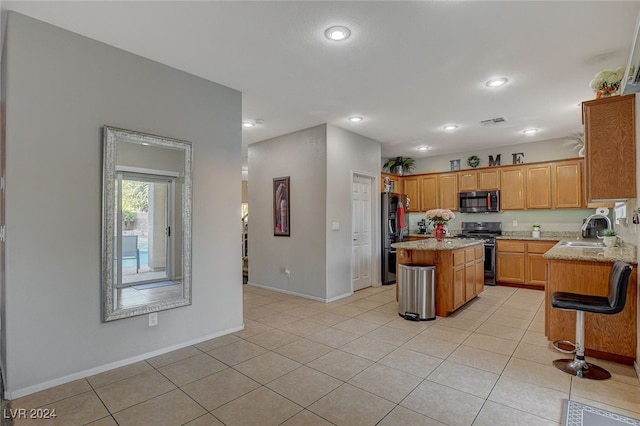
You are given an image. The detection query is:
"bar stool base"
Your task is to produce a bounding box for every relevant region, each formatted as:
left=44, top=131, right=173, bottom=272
left=553, top=358, right=611, bottom=380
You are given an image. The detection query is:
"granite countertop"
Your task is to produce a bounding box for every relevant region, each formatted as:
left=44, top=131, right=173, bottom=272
left=543, top=240, right=637, bottom=264
left=392, top=238, right=484, bottom=251
left=497, top=231, right=581, bottom=242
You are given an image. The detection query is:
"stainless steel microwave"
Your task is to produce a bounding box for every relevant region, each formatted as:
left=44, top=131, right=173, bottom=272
left=458, top=190, right=500, bottom=213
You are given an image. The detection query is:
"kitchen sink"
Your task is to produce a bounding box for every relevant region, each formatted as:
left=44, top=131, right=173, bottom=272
left=559, top=241, right=605, bottom=248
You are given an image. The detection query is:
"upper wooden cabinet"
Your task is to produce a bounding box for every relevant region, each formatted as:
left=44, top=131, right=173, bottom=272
left=458, top=171, right=478, bottom=191
left=381, top=172, right=404, bottom=194
left=553, top=159, right=584, bottom=208
left=526, top=164, right=552, bottom=209
left=478, top=169, right=500, bottom=190
left=403, top=177, right=420, bottom=212
left=583, top=94, right=636, bottom=201
left=438, top=173, right=458, bottom=211
left=500, top=166, right=526, bottom=210
left=458, top=169, right=500, bottom=192
left=420, top=175, right=438, bottom=211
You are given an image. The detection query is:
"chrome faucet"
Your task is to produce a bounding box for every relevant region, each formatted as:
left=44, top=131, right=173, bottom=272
left=581, top=213, right=612, bottom=232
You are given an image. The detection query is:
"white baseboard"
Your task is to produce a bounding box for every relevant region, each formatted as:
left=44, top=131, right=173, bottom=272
left=246, top=282, right=333, bottom=302
left=7, top=325, right=244, bottom=400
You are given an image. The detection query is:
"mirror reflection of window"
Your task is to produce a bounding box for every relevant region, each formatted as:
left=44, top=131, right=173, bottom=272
left=102, top=126, right=192, bottom=321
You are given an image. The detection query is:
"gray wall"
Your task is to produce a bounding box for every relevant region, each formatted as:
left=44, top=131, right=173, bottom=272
left=248, top=125, right=328, bottom=299
left=326, top=125, right=381, bottom=299
left=3, top=12, right=243, bottom=397
left=248, top=124, right=381, bottom=300
left=396, top=137, right=581, bottom=175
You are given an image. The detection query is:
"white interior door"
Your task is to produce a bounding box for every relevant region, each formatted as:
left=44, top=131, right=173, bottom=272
left=352, top=174, right=373, bottom=291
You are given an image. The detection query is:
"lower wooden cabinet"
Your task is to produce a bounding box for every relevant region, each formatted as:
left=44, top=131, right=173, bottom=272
left=546, top=259, right=637, bottom=361
left=496, top=239, right=557, bottom=288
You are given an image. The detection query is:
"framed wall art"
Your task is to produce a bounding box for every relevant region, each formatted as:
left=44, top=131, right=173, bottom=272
left=273, top=176, right=290, bottom=236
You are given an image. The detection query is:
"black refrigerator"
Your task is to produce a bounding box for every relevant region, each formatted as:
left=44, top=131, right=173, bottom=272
left=382, top=192, right=410, bottom=285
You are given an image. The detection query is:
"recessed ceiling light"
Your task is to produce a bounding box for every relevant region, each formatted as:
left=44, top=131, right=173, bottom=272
left=486, top=78, right=509, bottom=87
left=443, top=124, right=459, bottom=131
left=347, top=115, right=363, bottom=122
left=416, top=146, right=429, bottom=151
left=325, top=26, right=351, bottom=41
left=242, top=121, right=255, bottom=128
left=522, top=128, right=539, bottom=135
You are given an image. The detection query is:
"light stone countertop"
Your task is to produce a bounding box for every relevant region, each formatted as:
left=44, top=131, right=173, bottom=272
left=497, top=231, right=581, bottom=242
left=543, top=240, right=637, bottom=264
left=392, top=238, right=484, bottom=251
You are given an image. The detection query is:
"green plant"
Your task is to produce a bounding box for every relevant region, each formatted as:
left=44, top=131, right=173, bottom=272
left=382, top=157, right=416, bottom=175
left=532, top=224, right=541, bottom=229
left=603, top=229, right=617, bottom=237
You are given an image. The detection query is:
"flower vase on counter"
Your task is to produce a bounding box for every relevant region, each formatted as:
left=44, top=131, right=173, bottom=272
left=425, top=209, right=455, bottom=242
left=434, top=223, right=446, bottom=242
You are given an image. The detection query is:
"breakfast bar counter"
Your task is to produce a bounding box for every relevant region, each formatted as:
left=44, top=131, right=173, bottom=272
left=392, top=238, right=485, bottom=317
left=542, top=240, right=637, bottom=363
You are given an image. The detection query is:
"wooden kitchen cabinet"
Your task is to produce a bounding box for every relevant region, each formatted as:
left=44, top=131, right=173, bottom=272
left=396, top=243, right=484, bottom=316
left=497, top=239, right=556, bottom=288
left=478, top=169, right=500, bottom=190
left=526, top=241, right=557, bottom=287
left=419, top=175, right=438, bottom=211
left=496, top=240, right=526, bottom=284
left=458, top=171, right=478, bottom=191
left=553, top=159, right=584, bottom=208
left=438, top=173, right=458, bottom=211
left=546, top=259, right=637, bottom=362
left=403, top=177, right=420, bottom=211
left=526, top=164, right=552, bottom=209
left=381, top=172, right=404, bottom=193
left=500, top=166, right=525, bottom=210
left=583, top=94, right=636, bottom=201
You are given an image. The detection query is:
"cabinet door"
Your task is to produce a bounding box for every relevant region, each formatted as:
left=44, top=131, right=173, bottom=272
left=458, top=172, right=478, bottom=191
left=381, top=173, right=404, bottom=193
left=465, top=261, right=475, bottom=301
left=553, top=160, right=584, bottom=208
left=475, top=258, right=484, bottom=294
left=478, top=169, right=500, bottom=190
left=438, top=173, right=458, bottom=211
left=583, top=94, right=636, bottom=201
left=453, top=264, right=466, bottom=310
left=420, top=176, right=438, bottom=211
left=403, top=177, right=420, bottom=212
left=496, top=252, right=525, bottom=283
left=526, top=164, right=552, bottom=209
left=527, top=253, right=548, bottom=287
left=500, top=166, right=525, bottom=210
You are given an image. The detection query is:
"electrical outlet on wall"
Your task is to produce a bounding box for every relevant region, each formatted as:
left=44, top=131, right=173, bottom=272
left=512, top=220, right=518, bottom=227
left=149, top=312, right=158, bottom=327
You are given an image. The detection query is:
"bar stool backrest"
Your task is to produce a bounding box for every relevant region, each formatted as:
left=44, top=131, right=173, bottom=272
left=607, top=261, right=633, bottom=314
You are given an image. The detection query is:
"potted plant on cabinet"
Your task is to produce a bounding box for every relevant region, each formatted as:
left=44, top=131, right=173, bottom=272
left=382, top=156, right=416, bottom=175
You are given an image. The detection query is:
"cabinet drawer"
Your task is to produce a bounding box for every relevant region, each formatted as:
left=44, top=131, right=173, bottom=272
left=497, top=240, right=525, bottom=252
left=453, top=250, right=465, bottom=266
left=527, top=241, right=557, bottom=254
left=464, top=247, right=476, bottom=263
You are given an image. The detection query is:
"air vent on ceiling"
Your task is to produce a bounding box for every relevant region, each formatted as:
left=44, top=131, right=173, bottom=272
left=480, top=117, right=506, bottom=125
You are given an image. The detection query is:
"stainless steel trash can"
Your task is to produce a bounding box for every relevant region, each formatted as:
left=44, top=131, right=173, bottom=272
left=398, top=264, right=436, bottom=321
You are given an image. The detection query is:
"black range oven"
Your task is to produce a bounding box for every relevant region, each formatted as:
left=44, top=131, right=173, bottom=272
left=453, top=221, right=502, bottom=286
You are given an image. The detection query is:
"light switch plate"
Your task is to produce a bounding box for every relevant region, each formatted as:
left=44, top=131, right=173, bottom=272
left=149, top=312, right=158, bottom=327
left=332, top=221, right=340, bottom=231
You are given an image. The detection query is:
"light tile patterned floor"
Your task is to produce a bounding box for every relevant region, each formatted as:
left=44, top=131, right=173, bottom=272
left=9, top=285, right=640, bottom=425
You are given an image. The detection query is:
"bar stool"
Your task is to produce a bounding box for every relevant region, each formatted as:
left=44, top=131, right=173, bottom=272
left=550, top=261, right=632, bottom=380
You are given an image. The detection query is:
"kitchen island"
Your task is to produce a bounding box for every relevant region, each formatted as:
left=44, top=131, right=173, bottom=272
left=543, top=241, right=638, bottom=363
left=392, top=238, right=484, bottom=317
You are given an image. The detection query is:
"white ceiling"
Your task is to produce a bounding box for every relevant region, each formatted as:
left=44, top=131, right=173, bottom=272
left=4, top=1, right=640, bottom=164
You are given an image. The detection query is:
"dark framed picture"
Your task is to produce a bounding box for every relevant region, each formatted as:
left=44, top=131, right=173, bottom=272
left=273, top=176, right=290, bottom=236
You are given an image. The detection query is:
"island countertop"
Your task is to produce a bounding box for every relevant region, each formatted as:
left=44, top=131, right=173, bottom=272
left=392, top=238, right=484, bottom=251
left=543, top=240, right=637, bottom=264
